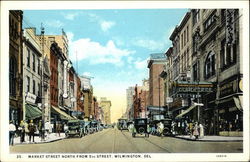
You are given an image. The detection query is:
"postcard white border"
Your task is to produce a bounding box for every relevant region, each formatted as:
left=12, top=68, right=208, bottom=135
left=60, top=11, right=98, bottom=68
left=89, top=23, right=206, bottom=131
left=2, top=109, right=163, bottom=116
left=1, top=1, right=249, bottom=162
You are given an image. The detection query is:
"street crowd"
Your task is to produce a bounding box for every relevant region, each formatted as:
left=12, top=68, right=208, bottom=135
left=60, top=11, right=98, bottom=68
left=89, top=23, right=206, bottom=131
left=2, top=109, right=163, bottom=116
left=9, top=120, right=63, bottom=145
left=127, top=121, right=204, bottom=139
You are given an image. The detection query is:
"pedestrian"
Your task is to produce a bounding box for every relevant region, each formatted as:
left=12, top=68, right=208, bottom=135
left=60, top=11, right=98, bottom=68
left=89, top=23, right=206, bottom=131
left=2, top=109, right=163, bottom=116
left=199, top=123, right=204, bottom=138
left=45, top=121, right=50, bottom=140
left=28, top=120, right=36, bottom=143
left=157, top=122, right=164, bottom=138
left=38, top=120, right=42, bottom=139
left=19, top=120, right=25, bottom=143
left=56, top=121, right=62, bottom=137
left=189, top=122, right=193, bottom=138
left=9, top=121, right=16, bottom=145
left=24, top=120, right=29, bottom=141
left=193, top=122, right=200, bottom=140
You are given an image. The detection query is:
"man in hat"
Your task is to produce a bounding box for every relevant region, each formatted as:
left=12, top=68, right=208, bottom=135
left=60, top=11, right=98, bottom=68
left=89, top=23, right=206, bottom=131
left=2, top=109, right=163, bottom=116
left=9, top=121, right=16, bottom=145
left=28, top=120, right=36, bottom=143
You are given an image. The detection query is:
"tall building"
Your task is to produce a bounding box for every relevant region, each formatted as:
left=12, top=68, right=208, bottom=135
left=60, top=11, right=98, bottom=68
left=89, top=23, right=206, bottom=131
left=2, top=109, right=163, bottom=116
left=99, top=97, right=111, bottom=124
left=147, top=53, right=166, bottom=120
left=166, top=9, right=243, bottom=136
left=79, top=76, right=93, bottom=120
left=9, top=11, right=23, bottom=125
left=22, top=28, right=43, bottom=122
left=126, top=86, right=134, bottom=120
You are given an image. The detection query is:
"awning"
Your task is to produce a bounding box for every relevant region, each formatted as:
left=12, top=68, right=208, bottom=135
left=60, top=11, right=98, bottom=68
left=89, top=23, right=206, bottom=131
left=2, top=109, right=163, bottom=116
left=147, top=106, right=165, bottom=112
left=51, top=106, right=74, bottom=120
left=175, top=104, right=197, bottom=119
left=25, top=104, right=42, bottom=120
left=233, top=97, right=243, bottom=111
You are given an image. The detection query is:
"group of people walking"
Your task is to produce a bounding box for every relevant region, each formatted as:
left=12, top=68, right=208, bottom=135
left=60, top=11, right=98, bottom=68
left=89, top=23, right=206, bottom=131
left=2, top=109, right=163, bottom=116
left=9, top=120, right=53, bottom=145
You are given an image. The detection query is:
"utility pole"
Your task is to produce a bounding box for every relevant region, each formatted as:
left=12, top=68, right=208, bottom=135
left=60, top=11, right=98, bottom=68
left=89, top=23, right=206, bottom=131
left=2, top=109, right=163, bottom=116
left=158, top=77, right=161, bottom=120
left=40, top=23, right=45, bottom=140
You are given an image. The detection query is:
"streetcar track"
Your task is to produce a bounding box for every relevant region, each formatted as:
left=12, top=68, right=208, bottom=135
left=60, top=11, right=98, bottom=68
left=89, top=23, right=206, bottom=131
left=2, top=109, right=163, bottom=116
left=83, top=129, right=112, bottom=152
left=121, top=131, right=171, bottom=153
left=143, top=138, right=171, bottom=153
left=111, top=128, right=116, bottom=153
left=120, top=130, right=141, bottom=153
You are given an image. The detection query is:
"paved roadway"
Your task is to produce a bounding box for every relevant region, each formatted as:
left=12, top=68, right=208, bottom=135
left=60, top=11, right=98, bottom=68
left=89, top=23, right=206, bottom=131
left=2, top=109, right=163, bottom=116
left=10, top=128, right=243, bottom=153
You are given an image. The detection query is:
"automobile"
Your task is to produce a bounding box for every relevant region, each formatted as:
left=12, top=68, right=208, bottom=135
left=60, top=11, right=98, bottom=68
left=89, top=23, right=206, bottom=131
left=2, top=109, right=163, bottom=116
left=132, top=118, right=149, bottom=138
left=117, top=118, right=128, bottom=131
left=65, top=120, right=85, bottom=138
left=90, top=120, right=98, bottom=133
left=161, top=119, right=173, bottom=136
left=84, top=121, right=91, bottom=135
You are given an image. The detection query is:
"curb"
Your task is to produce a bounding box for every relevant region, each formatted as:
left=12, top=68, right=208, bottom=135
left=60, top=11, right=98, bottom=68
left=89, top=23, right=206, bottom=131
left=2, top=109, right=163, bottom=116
left=173, top=136, right=243, bottom=142
left=12, top=137, right=65, bottom=146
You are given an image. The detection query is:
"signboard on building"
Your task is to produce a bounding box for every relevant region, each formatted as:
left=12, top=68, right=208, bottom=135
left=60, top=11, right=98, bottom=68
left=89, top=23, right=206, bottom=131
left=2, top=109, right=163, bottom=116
left=219, top=76, right=241, bottom=98
left=166, top=97, right=173, bottom=103
left=80, top=76, right=91, bottom=90
left=26, top=92, right=37, bottom=104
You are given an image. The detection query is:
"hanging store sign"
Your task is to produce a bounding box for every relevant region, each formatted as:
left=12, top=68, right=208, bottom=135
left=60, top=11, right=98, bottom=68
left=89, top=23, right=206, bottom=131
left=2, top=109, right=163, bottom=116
left=26, top=92, right=37, bottom=104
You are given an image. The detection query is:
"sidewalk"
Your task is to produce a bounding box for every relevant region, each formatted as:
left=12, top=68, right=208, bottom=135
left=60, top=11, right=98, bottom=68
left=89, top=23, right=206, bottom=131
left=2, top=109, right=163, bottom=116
left=12, top=133, right=65, bottom=145
left=174, top=135, right=243, bottom=142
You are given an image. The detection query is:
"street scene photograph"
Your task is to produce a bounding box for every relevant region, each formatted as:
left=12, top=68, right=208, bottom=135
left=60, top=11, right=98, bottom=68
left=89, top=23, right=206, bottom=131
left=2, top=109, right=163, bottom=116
left=1, top=1, right=249, bottom=161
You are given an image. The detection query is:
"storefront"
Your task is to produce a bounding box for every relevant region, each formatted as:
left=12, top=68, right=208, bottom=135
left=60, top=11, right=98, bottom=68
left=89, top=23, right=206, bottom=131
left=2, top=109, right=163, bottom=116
left=216, top=75, right=243, bottom=136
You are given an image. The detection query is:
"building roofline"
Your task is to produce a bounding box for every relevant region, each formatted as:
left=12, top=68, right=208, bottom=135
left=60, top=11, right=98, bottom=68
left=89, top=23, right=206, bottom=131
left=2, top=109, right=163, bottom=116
left=178, top=12, right=191, bottom=31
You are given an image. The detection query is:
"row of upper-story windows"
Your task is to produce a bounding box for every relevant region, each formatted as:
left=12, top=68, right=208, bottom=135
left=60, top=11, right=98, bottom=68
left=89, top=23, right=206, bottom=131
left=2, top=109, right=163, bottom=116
left=26, top=48, right=41, bottom=75
left=203, top=11, right=217, bottom=32
left=9, top=16, right=19, bottom=40
left=193, top=41, right=237, bottom=82
left=26, top=76, right=41, bottom=96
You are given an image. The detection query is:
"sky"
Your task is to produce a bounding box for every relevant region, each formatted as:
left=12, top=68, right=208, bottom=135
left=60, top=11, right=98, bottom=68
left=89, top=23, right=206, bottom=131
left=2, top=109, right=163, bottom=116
left=23, top=9, right=188, bottom=123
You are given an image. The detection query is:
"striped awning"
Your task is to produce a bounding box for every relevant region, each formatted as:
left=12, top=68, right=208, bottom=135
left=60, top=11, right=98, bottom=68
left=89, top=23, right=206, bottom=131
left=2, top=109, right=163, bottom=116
left=175, top=104, right=197, bottom=119
left=25, top=104, right=42, bottom=120
left=51, top=106, right=74, bottom=120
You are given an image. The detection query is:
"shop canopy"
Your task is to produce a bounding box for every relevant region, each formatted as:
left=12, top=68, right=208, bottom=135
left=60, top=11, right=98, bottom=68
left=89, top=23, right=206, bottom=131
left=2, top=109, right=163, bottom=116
left=25, top=104, right=42, bottom=120
left=175, top=104, right=197, bottom=119
left=51, top=106, right=74, bottom=120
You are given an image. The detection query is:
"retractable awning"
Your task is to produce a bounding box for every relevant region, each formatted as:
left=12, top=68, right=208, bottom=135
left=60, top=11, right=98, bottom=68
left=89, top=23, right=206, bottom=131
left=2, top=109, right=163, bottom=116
left=25, top=104, right=42, bottom=120
left=233, top=97, right=243, bottom=111
left=51, top=106, right=74, bottom=120
left=175, top=104, right=197, bottom=119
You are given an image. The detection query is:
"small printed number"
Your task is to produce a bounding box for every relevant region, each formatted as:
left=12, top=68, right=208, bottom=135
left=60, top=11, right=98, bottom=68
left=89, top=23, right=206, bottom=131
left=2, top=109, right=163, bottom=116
left=216, top=155, right=227, bottom=157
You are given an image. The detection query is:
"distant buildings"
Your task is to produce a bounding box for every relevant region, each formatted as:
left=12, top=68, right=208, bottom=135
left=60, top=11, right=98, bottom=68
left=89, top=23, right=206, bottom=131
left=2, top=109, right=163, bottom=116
left=99, top=97, right=112, bottom=124
left=147, top=53, right=166, bottom=120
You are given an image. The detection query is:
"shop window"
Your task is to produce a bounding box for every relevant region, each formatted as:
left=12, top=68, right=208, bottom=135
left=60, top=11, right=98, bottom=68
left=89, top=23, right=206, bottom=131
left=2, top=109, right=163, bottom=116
left=204, top=51, right=216, bottom=79
left=9, top=57, right=17, bottom=96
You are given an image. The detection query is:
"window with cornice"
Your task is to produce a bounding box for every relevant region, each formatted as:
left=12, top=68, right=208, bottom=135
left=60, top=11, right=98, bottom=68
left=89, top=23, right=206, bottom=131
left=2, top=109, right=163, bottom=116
left=204, top=52, right=216, bottom=79
left=192, top=9, right=200, bottom=25
left=204, top=13, right=216, bottom=32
